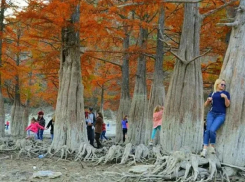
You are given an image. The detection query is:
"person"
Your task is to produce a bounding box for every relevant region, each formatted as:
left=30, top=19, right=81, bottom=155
left=37, top=111, right=46, bottom=140
left=26, top=117, right=44, bottom=139
left=95, top=112, right=103, bottom=148
left=201, top=78, right=230, bottom=157
left=100, top=122, right=108, bottom=141
left=149, top=105, right=164, bottom=145
left=121, top=115, right=128, bottom=142
left=87, top=107, right=95, bottom=146
left=46, top=115, right=55, bottom=140
left=6, top=121, right=10, bottom=130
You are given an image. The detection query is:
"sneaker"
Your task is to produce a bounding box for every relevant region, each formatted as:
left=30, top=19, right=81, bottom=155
left=200, top=149, right=207, bottom=157
left=149, top=142, right=153, bottom=146
left=209, top=147, right=216, bottom=154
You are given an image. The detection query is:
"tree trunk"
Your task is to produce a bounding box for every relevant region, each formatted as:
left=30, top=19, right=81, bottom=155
left=127, top=27, right=148, bottom=145
left=161, top=3, right=203, bottom=153
left=0, top=0, right=5, bottom=137
left=115, top=33, right=131, bottom=143
left=100, top=84, right=104, bottom=116
left=217, top=1, right=245, bottom=166
left=51, top=3, right=86, bottom=151
left=145, top=7, right=165, bottom=145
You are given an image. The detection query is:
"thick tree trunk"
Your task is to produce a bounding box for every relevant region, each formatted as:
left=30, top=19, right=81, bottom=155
left=145, top=7, right=165, bottom=145
left=51, top=4, right=86, bottom=151
left=161, top=3, right=203, bottom=153
left=127, top=27, right=148, bottom=145
left=217, top=2, right=245, bottom=166
left=0, top=0, right=5, bottom=137
left=115, top=33, right=131, bottom=143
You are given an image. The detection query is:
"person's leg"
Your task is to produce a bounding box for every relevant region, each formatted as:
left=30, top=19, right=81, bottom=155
left=203, top=112, right=215, bottom=148
left=151, top=127, right=158, bottom=140
left=209, top=114, right=226, bottom=146
left=91, top=129, right=95, bottom=146
left=51, top=134, right=54, bottom=140
left=6, top=125, right=8, bottom=130
left=27, top=130, right=31, bottom=137
left=34, top=132, right=38, bottom=140
left=95, top=133, right=102, bottom=148
left=103, top=131, right=108, bottom=140
left=122, top=129, right=126, bottom=142
left=40, top=130, right=44, bottom=140
left=37, top=129, right=40, bottom=139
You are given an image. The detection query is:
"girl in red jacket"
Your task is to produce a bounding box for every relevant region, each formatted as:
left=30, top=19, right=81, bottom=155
left=149, top=105, right=164, bottom=145
left=26, top=117, right=44, bottom=139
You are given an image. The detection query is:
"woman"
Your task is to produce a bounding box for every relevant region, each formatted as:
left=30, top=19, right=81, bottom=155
left=149, top=105, right=164, bottom=145
left=95, top=112, right=103, bottom=148
left=37, top=111, right=45, bottom=140
left=121, top=115, right=128, bottom=142
left=46, top=115, right=55, bottom=140
left=201, top=78, right=230, bottom=157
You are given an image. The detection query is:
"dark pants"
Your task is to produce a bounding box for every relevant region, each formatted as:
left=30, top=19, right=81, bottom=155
left=87, top=126, right=94, bottom=146
left=95, top=132, right=102, bottom=148
left=100, top=131, right=108, bottom=140
left=122, top=128, right=127, bottom=142
left=38, top=129, right=44, bottom=140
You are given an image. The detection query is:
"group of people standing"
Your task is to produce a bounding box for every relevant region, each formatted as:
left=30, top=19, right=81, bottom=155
left=85, top=107, right=107, bottom=148
left=26, top=111, right=55, bottom=140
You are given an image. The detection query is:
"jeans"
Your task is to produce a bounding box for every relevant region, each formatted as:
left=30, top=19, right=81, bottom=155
left=100, top=131, right=108, bottom=140
left=95, top=132, right=102, bottom=148
left=51, top=134, right=54, bottom=140
left=204, top=112, right=226, bottom=146
left=122, top=128, right=127, bottom=142
left=27, top=130, right=38, bottom=139
left=87, top=126, right=94, bottom=146
left=38, top=129, right=44, bottom=140
left=151, top=126, right=161, bottom=140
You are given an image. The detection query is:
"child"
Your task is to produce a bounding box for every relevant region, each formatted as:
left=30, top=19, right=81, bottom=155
left=121, top=115, right=128, bottom=142
left=26, top=117, right=44, bottom=139
left=100, top=122, right=108, bottom=141
left=149, top=105, right=164, bottom=145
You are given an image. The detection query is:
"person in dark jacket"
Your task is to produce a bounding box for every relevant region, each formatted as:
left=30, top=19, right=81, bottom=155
left=46, top=115, right=55, bottom=140
left=95, top=112, right=103, bottom=148
left=37, top=111, right=45, bottom=140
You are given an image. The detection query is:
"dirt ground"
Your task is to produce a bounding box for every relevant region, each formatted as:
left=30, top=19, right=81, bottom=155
left=0, top=152, right=129, bottom=182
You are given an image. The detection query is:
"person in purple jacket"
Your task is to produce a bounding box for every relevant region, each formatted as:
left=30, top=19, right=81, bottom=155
left=121, top=115, right=128, bottom=142
left=201, top=79, right=230, bottom=157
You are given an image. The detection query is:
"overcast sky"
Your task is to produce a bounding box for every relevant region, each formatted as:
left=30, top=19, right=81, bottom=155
left=5, top=0, right=28, bottom=16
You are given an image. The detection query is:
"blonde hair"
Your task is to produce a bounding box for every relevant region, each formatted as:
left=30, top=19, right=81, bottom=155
left=154, top=105, right=162, bottom=113
left=213, top=78, right=225, bottom=92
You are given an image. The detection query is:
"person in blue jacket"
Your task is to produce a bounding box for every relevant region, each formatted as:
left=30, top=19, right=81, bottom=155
left=201, top=79, right=230, bottom=157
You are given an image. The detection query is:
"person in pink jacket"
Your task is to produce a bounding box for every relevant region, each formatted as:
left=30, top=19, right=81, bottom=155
left=26, top=117, right=44, bottom=139
left=149, top=105, right=164, bottom=145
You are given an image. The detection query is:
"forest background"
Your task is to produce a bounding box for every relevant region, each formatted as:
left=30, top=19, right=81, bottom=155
left=0, top=0, right=244, bottom=168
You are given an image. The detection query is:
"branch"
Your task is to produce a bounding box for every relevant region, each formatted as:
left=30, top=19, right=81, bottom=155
left=158, top=24, right=187, bottom=64
left=81, top=52, right=122, bottom=68
left=201, top=0, right=238, bottom=19
left=164, top=0, right=202, bottom=3
left=217, top=21, right=239, bottom=28
left=187, top=48, right=212, bottom=64
left=143, top=53, right=156, bottom=60
left=117, top=3, right=144, bottom=8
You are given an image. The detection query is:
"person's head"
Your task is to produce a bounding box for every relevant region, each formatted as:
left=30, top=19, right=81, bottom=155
left=31, top=117, right=36, bottom=123
left=38, top=111, right=44, bottom=118
left=123, top=115, right=128, bottom=120
left=214, top=79, right=226, bottom=92
left=89, top=107, right=93, bottom=113
left=97, top=112, right=103, bottom=118
left=154, top=105, right=162, bottom=113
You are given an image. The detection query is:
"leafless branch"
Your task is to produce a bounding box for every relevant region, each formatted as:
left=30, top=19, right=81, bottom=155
left=143, top=53, right=156, bottom=60
left=187, top=49, right=212, bottom=65
left=81, top=52, right=122, bottom=68
left=201, top=0, right=238, bottom=19
left=117, top=2, right=144, bottom=8
left=217, top=21, right=239, bottom=28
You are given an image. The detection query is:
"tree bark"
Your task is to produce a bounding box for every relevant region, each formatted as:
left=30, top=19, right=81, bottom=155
left=51, top=3, right=86, bottom=151
left=10, top=29, right=26, bottom=137
left=115, top=33, right=131, bottom=143
left=127, top=27, right=148, bottom=145
left=217, top=1, right=245, bottom=166
left=0, top=0, right=5, bottom=137
left=161, top=3, right=203, bottom=153
left=145, top=7, right=165, bottom=145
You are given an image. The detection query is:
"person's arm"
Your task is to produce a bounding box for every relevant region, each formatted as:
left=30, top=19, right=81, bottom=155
left=46, top=120, right=52, bottom=129
left=25, top=125, right=31, bottom=131
left=221, top=93, right=230, bottom=107
left=38, top=123, right=45, bottom=130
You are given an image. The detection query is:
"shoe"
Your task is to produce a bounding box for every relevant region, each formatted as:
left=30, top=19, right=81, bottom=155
left=149, top=142, right=153, bottom=146
left=200, top=149, right=207, bottom=158
left=209, top=147, right=216, bottom=154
